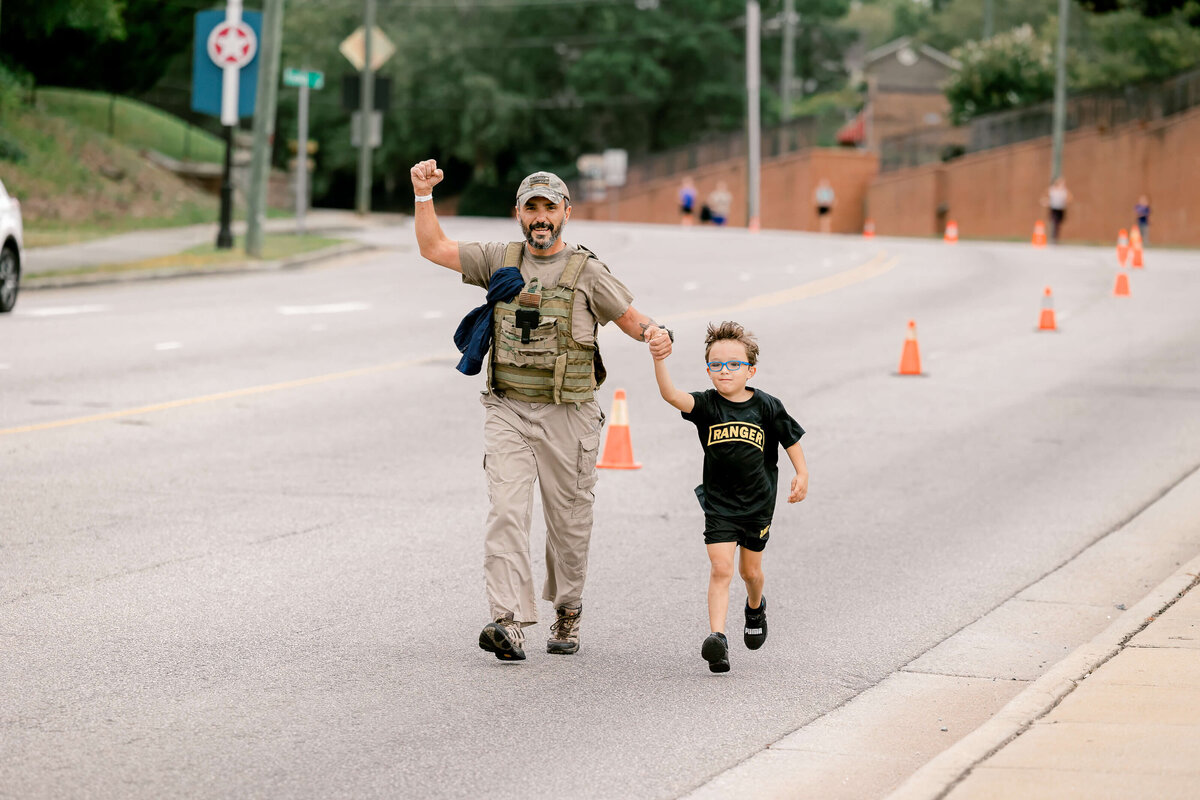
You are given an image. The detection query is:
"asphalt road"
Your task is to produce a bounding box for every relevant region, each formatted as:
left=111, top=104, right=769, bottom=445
left=3, top=219, right=1199, bottom=799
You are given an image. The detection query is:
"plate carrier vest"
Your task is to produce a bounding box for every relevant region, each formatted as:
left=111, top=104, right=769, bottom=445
left=487, top=242, right=605, bottom=404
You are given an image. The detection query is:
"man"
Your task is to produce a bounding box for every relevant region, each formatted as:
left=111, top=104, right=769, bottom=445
left=410, top=160, right=673, bottom=661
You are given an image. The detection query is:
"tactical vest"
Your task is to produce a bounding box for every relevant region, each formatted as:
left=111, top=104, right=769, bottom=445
left=488, top=242, right=605, bottom=404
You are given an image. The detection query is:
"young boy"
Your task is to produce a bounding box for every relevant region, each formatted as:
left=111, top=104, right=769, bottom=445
left=651, top=321, right=808, bottom=672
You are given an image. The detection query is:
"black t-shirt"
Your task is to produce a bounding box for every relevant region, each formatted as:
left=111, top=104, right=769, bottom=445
left=682, top=388, right=805, bottom=522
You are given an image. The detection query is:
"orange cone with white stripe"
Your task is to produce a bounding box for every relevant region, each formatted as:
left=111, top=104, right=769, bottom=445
left=1117, top=229, right=1130, bottom=267
left=1032, top=221, right=1047, bottom=248
left=1130, top=227, right=1144, bottom=268
left=898, top=320, right=922, bottom=375
left=944, top=220, right=959, bottom=244
left=1038, top=287, right=1057, bottom=331
left=863, top=218, right=876, bottom=238
left=597, top=389, right=642, bottom=469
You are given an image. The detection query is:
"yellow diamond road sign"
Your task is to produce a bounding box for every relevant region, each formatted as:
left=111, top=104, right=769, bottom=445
left=340, top=26, right=395, bottom=72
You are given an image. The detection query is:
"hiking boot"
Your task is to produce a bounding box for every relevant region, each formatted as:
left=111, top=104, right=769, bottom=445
left=547, top=603, right=582, bottom=655
left=701, top=632, right=730, bottom=673
left=479, top=614, right=526, bottom=661
left=744, top=596, right=767, bottom=650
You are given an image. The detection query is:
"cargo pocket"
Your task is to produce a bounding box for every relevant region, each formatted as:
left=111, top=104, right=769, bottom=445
left=497, top=316, right=558, bottom=369
left=576, top=434, right=600, bottom=515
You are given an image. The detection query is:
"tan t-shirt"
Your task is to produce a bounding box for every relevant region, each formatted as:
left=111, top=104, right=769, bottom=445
left=459, top=241, right=633, bottom=345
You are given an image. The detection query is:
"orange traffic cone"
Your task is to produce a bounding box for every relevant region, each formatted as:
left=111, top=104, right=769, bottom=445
left=596, top=389, right=642, bottom=469
left=863, top=218, right=876, bottom=238
left=944, top=220, right=959, bottom=244
left=1131, top=247, right=1144, bottom=269
left=1038, top=286, right=1057, bottom=331
left=898, top=320, right=922, bottom=375
left=1032, top=220, right=1047, bottom=248
left=1116, top=229, right=1130, bottom=267
left=1129, top=227, right=1144, bottom=268
left=748, top=217, right=761, bottom=233
left=1113, top=271, right=1131, bottom=297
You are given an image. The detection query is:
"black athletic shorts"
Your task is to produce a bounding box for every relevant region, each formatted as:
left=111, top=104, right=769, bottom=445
left=704, top=516, right=772, bottom=552
left=817, top=205, right=831, bottom=216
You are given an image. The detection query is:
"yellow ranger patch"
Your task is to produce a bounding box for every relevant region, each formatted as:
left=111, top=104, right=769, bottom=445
left=707, top=422, right=765, bottom=452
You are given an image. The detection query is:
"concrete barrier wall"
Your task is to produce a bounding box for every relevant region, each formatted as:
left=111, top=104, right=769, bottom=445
left=573, top=148, right=879, bottom=235
left=867, top=105, right=1200, bottom=245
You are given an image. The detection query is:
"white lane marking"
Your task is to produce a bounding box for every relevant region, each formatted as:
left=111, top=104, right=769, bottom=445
left=18, top=304, right=109, bottom=317
left=155, top=342, right=182, bottom=351
left=422, top=310, right=443, bottom=319
left=683, top=281, right=698, bottom=292
left=276, top=302, right=370, bottom=315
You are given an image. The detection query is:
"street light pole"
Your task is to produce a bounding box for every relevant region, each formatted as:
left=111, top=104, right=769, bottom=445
left=356, top=0, right=376, bottom=215
left=1051, top=0, right=1069, bottom=181
left=983, top=0, right=994, bottom=39
left=746, top=0, right=761, bottom=231
left=781, top=0, right=795, bottom=122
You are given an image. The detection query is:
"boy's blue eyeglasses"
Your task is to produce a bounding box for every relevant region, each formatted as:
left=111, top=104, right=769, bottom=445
left=706, top=360, right=751, bottom=373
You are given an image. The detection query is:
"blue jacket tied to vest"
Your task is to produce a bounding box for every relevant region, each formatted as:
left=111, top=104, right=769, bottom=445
left=454, top=266, right=526, bottom=375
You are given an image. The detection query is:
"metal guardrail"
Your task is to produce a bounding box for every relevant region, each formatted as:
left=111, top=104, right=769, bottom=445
left=623, top=112, right=846, bottom=185
left=880, top=67, right=1200, bottom=172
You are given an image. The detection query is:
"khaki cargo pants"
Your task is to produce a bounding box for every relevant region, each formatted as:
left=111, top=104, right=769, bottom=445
left=480, top=392, right=604, bottom=626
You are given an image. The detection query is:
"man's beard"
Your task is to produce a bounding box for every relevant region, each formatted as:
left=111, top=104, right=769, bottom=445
left=522, top=219, right=563, bottom=251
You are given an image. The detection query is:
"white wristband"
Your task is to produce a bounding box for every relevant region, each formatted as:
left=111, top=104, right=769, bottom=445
left=414, top=194, right=433, bottom=203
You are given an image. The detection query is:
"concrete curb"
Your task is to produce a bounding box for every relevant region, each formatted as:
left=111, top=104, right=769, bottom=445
left=884, top=550, right=1200, bottom=800
left=23, top=241, right=375, bottom=290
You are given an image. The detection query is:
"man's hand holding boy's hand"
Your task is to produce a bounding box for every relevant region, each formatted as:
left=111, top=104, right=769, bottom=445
left=787, top=471, right=808, bottom=503
left=645, top=326, right=673, bottom=361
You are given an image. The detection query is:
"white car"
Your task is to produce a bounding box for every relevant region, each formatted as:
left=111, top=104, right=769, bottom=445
left=1, top=177, right=24, bottom=313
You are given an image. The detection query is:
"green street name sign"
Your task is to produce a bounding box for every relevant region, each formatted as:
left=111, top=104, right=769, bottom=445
left=283, top=68, right=325, bottom=90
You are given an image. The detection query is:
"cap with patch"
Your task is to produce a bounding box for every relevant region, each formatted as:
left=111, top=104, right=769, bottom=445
left=516, top=171, right=570, bottom=206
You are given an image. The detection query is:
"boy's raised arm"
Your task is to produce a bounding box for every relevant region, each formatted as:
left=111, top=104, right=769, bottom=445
left=785, top=441, right=809, bottom=503
left=653, top=350, right=694, bottom=413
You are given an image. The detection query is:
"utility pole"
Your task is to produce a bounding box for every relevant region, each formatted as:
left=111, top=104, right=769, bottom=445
left=245, top=0, right=284, bottom=257
left=746, top=0, right=761, bottom=231
left=983, top=0, right=994, bottom=38
left=356, top=0, right=376, bottom=215
left=1050, top=0, right=1069, bottom=181
left=780, top=0, right=795, bottom=122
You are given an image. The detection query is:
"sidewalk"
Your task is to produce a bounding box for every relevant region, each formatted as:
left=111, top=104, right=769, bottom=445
left=888, top=555, right=1200, bottom=800
left=22, top=209, right=402, bottom=280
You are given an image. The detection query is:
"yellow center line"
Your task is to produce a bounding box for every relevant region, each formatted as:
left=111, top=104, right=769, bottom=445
left=5, top=251, right=899, bottom=437
left=0, top=356, right=453, bottom=436
left=670, top=250, right=897, bottom=323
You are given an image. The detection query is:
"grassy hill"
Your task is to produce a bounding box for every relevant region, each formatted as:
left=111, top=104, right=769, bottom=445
left=35, top=88, right=226, bottom=165
left=0, top=91, right=222, bottom=247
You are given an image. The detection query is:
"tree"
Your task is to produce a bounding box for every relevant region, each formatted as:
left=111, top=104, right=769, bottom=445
left=0, top=0, right=208, bottom=94
left=943, top=25, right=1055, bottom=123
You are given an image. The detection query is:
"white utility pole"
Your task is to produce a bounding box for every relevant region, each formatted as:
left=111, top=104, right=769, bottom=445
left=746, top=0, right=761, bottom=231
left=1051, top=0, right=1069, bottom=180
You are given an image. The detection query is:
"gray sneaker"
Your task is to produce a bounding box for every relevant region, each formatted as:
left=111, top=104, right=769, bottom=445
left=479, top=614, right=526, bottom=661
left=547, top=603, right=582, bottom=655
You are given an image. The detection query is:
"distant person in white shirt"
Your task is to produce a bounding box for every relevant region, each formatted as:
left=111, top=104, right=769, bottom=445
left=1041, top=177, right=1073, bottom=244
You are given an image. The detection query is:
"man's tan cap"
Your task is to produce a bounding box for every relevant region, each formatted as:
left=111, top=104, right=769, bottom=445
left=516, top=171, right=570, bottom=206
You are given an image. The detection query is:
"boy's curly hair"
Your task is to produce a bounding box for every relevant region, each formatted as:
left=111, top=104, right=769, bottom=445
left=704, top=321, right=760, bottom=365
